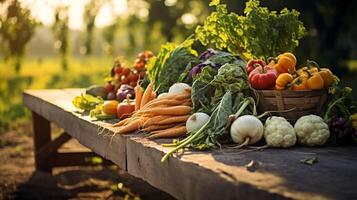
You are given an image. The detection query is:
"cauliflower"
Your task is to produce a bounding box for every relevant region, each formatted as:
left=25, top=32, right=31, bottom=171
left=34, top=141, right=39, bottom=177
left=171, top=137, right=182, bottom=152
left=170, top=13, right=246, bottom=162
left=264, top=116, right=296, bottom=148
left=294, top=115, right=330, bottom=146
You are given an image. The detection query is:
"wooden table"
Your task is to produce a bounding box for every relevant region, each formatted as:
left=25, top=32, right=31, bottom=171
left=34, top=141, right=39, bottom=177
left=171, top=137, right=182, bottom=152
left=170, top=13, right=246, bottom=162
left=23, top=89, right=357, bottom=200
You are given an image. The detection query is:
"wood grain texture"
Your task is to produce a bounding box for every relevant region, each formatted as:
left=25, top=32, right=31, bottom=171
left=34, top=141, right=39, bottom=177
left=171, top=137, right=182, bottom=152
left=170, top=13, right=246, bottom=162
left=23, top=89, right=357, bottom=200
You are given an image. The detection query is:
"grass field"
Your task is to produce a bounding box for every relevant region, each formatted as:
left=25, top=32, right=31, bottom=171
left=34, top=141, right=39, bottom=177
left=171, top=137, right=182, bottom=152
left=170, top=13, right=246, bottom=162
left=0, top=56, right=114, bottom=132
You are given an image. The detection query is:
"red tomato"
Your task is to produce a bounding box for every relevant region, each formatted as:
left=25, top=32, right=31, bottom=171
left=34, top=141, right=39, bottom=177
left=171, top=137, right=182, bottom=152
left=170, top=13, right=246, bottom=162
left=114, top=66, right=123, bottom=74
left=117, top=100, right=135, bottom=119
left=128, top=73, right=139, bottom=82
left=138, top=71, right=146, bottom=79
left=121, top=67, right=131, bottom=76
left=248, top=66, right=278, bottom=90
left=121, top=75, right=130, bottom=84
left=129, top=81, right=137, bottom=87
left=105, top=83, right=114, bottom=93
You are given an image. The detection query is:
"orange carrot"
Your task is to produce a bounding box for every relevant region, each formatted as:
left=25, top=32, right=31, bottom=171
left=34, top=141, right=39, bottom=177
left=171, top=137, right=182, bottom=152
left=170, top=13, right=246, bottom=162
left=156, top=115, right=190, bottom=125
left=150, top=91, right=157, bottom=101
left=142, top=123, right=181, bottom=132
left=144, top=106, right=191, bottom=116
left=114, top=118, right=142, bottom=134
left=135, top=84, right=143, bottom=111
left=147, top=126, right=187, bottom=139
left=140, top=82, right=154, bottom=108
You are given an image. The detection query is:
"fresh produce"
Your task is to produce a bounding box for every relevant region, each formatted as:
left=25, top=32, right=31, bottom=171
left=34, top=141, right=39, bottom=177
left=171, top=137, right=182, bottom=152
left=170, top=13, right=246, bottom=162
left=275, top=73, right=294, bottom=90
left=268, top=52, right=297, bottom=74
left=168, top=83, right=191, bottom=95
left=112, top=85, right=192, bottom=137
left=180, top=49, right=245, bottom=83
left=140, top=82, right=154, bottom=108
left=116, top=84, right=135, bottom=101
left=72, top=94, right=103, bottom=111
left=117, top=95, right=135, bottom=119
left=264, top=116, right=296, bottom=148
left=246, top=59, right=266, bottom=75
left=191, top=58, right=248, bottom=114
left=134, top=84, right=143, bottom=111
left=195, top=0, right=306, bottom=59
left=248, top=65, right=278, bottom=90
left=147, top=38, right=197, bottom=94
left=322, top=86, right=357, bottom=145
left=291, top=76, right=308, bottom=91
left=294, top=115, right=330, bottom=146
left=102, top=100, right=119, bottom=116
left=89, top=104, right=117, bottom=120
left=147, top=125, right=187, bottom=139
left=307, top=60, right=335, bottom=88
left=186, top=112, right=210, bottom=133
left=157, top=92, right=169, bottom=99
left=230, top=115, right=264, bottom=147
left=86, top=85, right=107, bottom=99
left=304, top=70, right=324, bottom=90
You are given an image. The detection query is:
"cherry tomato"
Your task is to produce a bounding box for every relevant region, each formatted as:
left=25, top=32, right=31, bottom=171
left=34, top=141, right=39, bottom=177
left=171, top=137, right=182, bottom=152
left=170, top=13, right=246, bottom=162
left=121, top=67, right=130, bottom=76
left=128, top=73, right=139, bottom=82
left=144, top=51, right=154, bottom=58
left=121, top=75, right=130, bottom=84
left=105, top=83, right=114, bottom=93
left=129, top=81, right=137, bottom=87
left=114, top=66, right=122, bottom=74
left=138, top=71, right=146, bottom=79
left=134, top=61, right=145, bottom=69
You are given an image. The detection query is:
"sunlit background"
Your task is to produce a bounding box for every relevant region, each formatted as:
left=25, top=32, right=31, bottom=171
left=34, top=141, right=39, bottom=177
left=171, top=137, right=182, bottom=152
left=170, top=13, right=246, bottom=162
left=0, top=0, right=356, bottom=132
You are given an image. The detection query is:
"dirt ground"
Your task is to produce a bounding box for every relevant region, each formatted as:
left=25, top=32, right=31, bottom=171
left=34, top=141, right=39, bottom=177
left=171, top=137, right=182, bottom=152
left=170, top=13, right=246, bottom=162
left=0, top=124, right=175, bottom=200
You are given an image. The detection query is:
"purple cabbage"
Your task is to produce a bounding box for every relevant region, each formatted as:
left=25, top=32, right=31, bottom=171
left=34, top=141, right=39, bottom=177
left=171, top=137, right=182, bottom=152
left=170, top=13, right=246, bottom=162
left=189, top=63, right=207, bottom=77
left=198, top=49, right=216, bottom=61
left=116, top=84, right=135, bottom=101
left=329, top=117, right=357, bottom=145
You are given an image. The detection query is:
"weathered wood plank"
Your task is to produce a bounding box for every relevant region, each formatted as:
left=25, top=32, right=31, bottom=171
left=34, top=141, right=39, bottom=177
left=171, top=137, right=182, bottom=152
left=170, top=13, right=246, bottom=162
left=23, top=89, right=127, bottom=170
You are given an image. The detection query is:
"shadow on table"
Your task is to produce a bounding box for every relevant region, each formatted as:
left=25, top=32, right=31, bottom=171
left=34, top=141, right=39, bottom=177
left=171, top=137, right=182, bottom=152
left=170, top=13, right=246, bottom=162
left=210, top=146, right=357, bottom=200
left=13, top=166, right=175, bottom=200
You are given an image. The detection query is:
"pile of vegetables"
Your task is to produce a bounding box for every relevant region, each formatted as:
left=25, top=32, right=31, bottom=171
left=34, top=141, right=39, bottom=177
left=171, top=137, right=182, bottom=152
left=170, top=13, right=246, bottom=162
left=246, top=53, right=338, bottom=91
left=112, top=82, right=192, bottom=139
left=69, top=0, right=357, bottom=164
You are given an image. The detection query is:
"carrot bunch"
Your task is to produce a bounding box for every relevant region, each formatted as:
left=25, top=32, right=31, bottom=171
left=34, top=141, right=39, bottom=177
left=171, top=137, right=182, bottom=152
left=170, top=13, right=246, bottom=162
left=112, top=82, right=192, bottom=139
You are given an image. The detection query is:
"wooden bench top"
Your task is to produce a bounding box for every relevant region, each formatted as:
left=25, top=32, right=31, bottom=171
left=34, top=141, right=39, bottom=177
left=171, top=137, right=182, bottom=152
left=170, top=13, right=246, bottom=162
left=23, top=89, right=357, bottom=200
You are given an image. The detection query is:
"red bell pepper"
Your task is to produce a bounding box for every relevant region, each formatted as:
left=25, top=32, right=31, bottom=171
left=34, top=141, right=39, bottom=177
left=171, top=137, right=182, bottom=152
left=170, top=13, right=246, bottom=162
left=246, top=59, right=266, bottom=75
left=249, top=65, right=278, bottom=90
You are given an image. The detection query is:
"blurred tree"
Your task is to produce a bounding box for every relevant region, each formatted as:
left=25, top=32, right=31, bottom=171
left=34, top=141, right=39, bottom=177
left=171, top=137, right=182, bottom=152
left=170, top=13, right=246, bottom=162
left=102, top=21, right=118, bottom=56
left=52, top=5, right=69, bottom=70
left=0, top=0, right=39, bottom=72
left=82, top=0, right=104, bottom=55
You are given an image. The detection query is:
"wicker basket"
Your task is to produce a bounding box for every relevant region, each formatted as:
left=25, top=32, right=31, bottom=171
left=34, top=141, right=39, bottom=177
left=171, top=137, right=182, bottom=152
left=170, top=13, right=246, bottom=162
left=254, top=90, right=327, bottom=122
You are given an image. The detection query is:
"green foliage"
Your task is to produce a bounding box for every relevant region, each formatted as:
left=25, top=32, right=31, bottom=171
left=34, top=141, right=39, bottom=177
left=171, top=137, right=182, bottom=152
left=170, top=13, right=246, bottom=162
left=52, top=5, right=70, bottom=70
left=72, top=94, right=103, bottom=111
left=102, top=21, right=118, bottom=56
left=147, top=37, right=197, bottom=94
left=195, top=0, right=306, bottom=59
left=82, top=0, right=104, bottom=55
left=0, top=0, right=39, bottom=72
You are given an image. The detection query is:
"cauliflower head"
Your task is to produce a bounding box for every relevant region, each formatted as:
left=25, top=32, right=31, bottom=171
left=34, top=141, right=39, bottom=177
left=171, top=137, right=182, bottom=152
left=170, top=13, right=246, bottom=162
left=294, top=115, right=330, bottom=146
left=264, top=116, right=296, bottom=148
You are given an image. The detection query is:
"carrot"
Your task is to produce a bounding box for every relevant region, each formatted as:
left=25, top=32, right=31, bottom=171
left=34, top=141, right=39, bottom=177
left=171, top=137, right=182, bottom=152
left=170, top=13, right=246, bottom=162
left=144, top=106, right=191, bottom=116
left=140, top=82, right=154, bottom=108
left=113, top=117, right=133, bottom=127
left=147, top=126, right=187, bottom=139
left=150, top=91, right=157, bottom=101
left=135, top=84, right=143, bottom=111
left=174, top=93, right=191, bottom=100
left=142, top=123, right=181, bottom=132
left=142, top=115, right=170, bottom=127
left=114, top=118, right=142, bottom=134
left=156, top=115, right=190, bottom=125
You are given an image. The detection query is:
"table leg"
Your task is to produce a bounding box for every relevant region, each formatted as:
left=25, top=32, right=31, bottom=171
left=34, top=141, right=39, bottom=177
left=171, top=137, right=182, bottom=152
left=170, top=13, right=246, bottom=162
left=32, top=111, right=52, bottom=173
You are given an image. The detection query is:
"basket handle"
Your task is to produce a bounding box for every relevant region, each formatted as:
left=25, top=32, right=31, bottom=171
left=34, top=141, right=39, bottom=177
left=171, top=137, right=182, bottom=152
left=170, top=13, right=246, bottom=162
left=274, top=91, right=285, bottom=111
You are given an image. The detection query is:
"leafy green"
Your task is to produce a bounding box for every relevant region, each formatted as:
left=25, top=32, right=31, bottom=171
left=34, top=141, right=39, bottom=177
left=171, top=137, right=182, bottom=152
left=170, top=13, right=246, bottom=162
left=72, top=93, right=103, bottom=111
left=195, top=0, right=306, bottom=59
left=147, top=38, right=198, bottom=94
left=191, top=56, right=249, bottom=114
